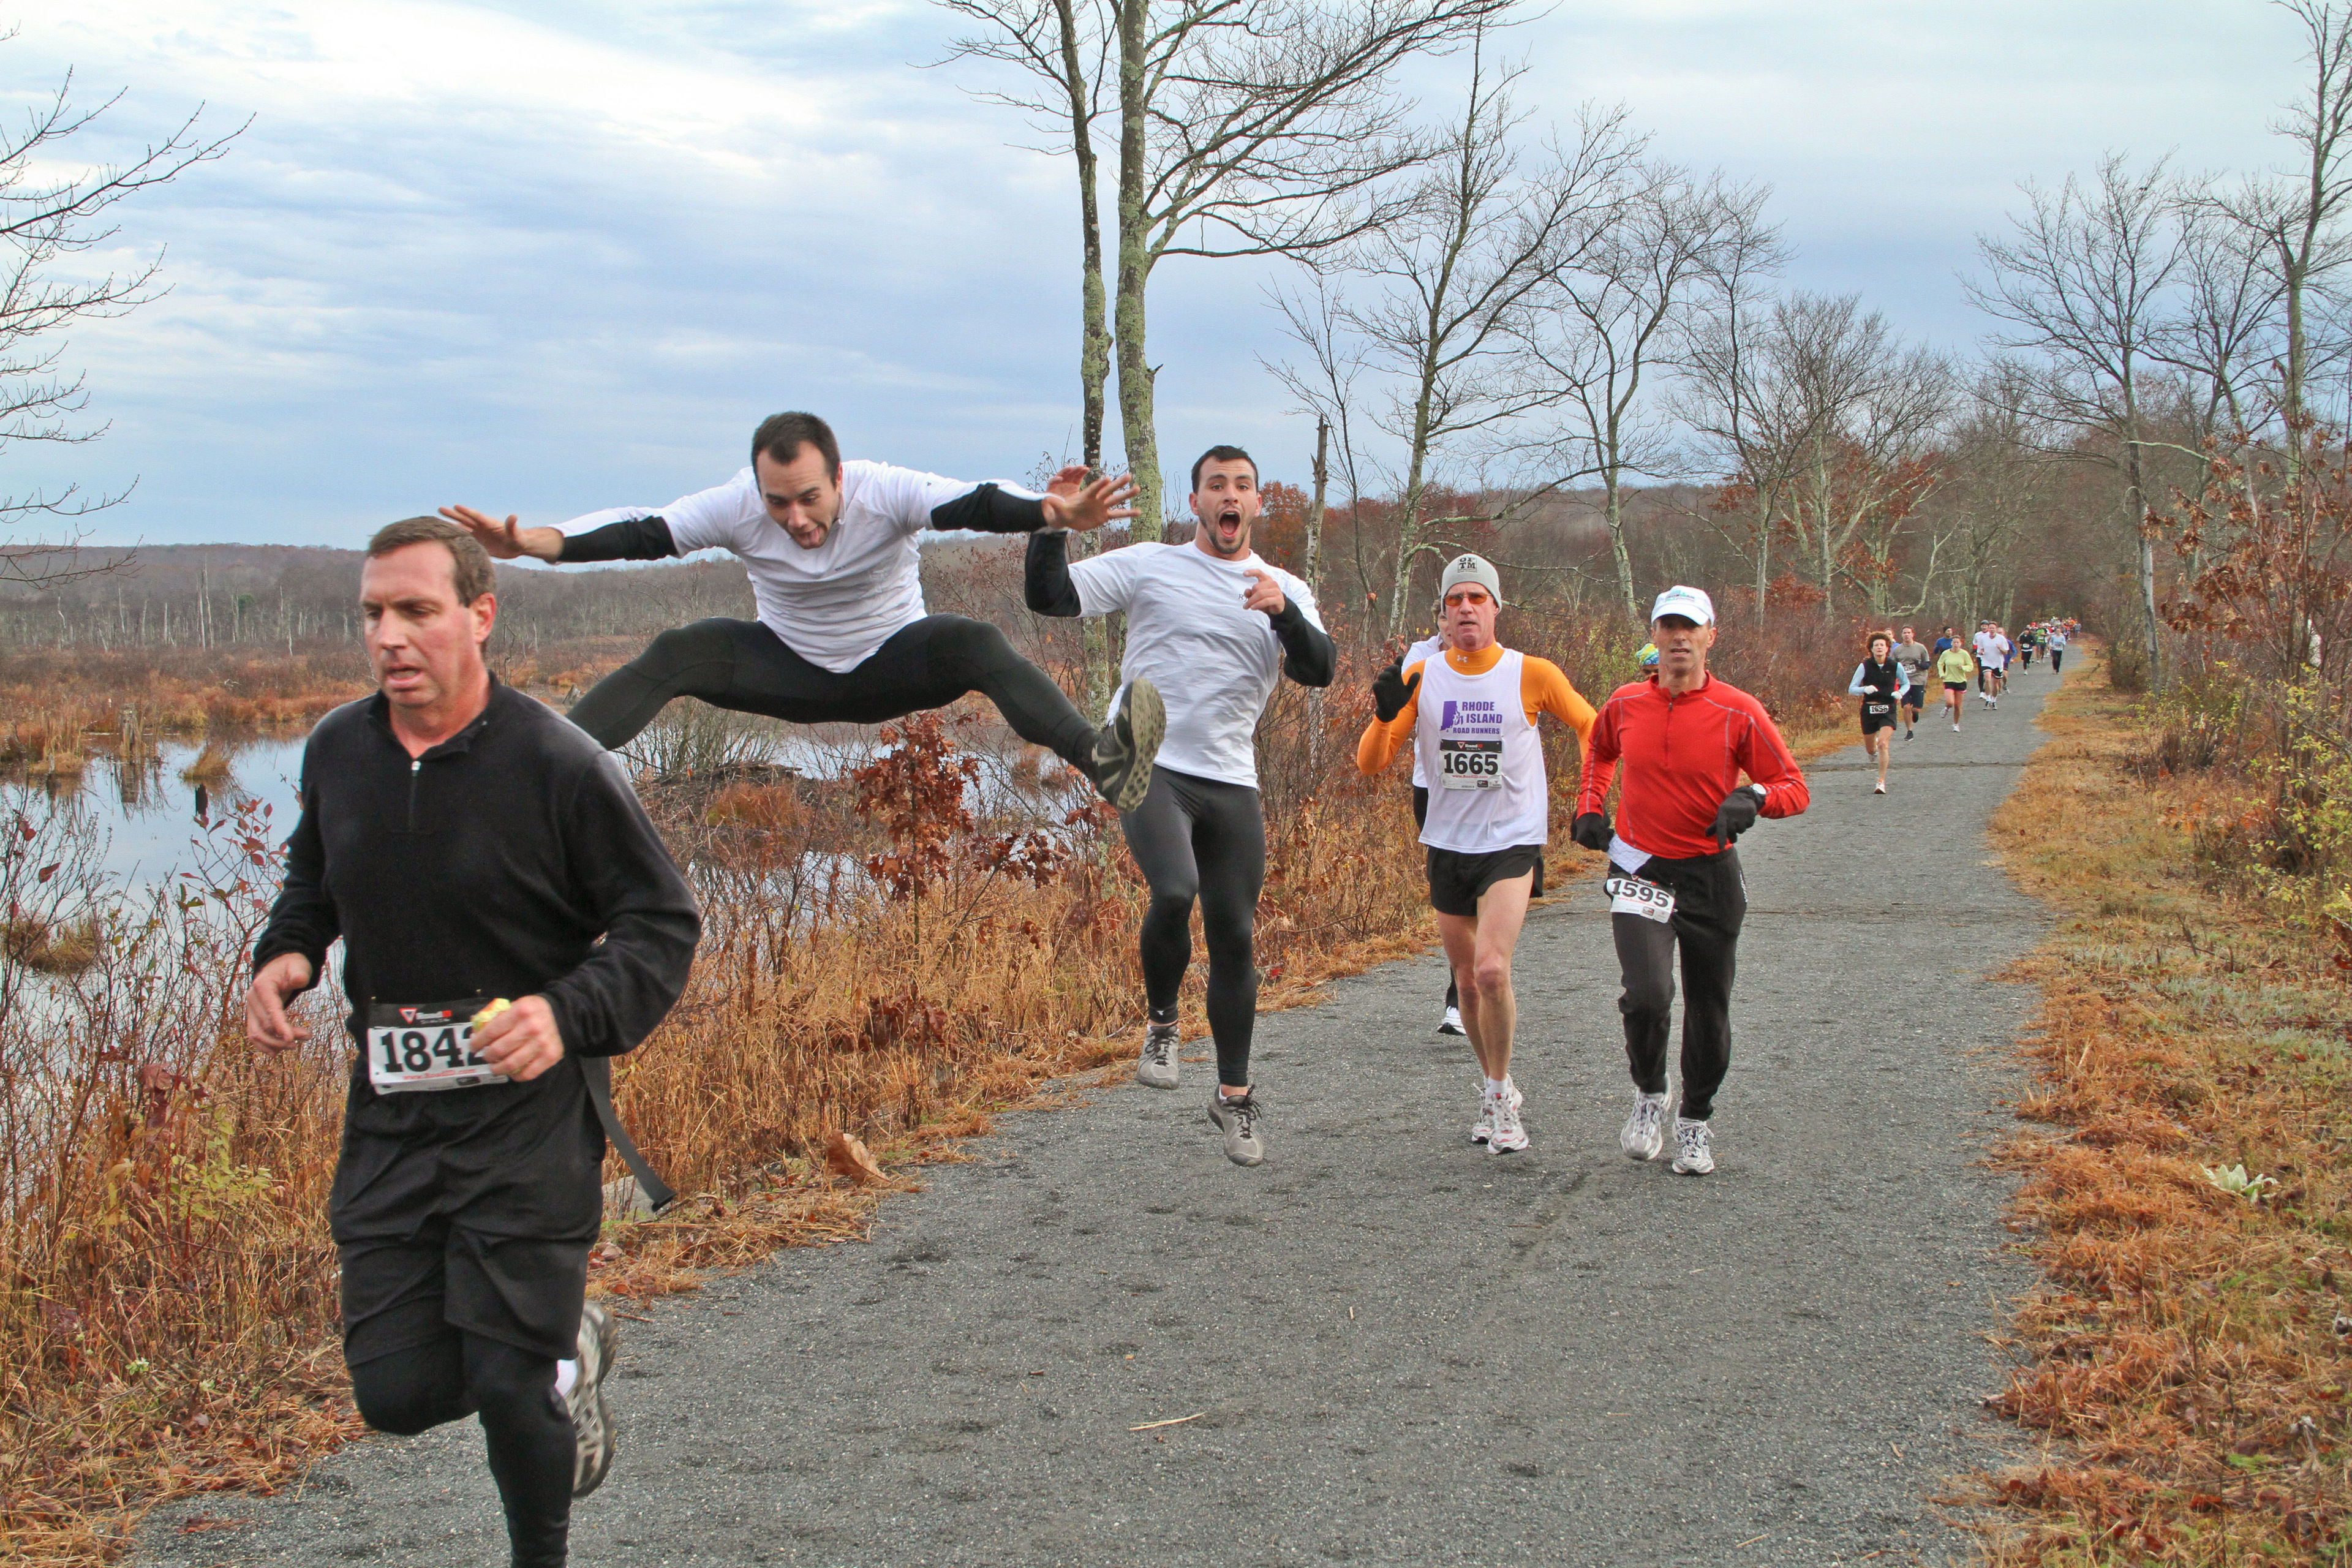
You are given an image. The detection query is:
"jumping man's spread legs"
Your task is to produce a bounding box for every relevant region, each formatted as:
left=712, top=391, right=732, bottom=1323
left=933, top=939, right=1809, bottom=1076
left=1120, top=767, right=1264, bottom=1093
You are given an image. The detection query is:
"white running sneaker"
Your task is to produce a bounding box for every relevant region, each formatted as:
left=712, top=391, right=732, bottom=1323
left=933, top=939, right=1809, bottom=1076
left=1487, top=1083, right=1528, bottom=1154
left=1469, top=1079, right=1521, bottom=1145
left=1951, top=721, right=1961, bottom=732
left=1136, top=1021, right=1179, bottom=1090
left=1619, top=1090, right=1668, bottom=1161
left=1670, top=1117, right=1714, bottom=1176
left=1438, top=1004, right=1466, bottom=1037
left=1872, top=780, right=1887, bottom=794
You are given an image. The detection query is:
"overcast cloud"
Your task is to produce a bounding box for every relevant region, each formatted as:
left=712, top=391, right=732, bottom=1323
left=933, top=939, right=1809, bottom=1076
left=5, top=1, right=2315, bottom=546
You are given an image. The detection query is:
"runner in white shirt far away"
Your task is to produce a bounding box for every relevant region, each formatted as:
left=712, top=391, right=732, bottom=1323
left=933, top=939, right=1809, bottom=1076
left=1025, top=445, right=1336, bottom=1167
left=441, top=410, right=1166, bottom=812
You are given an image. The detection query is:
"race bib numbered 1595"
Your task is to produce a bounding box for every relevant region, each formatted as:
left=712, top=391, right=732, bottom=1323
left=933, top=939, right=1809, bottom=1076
left=1604, top=874, right=1676, bottom=924
left=1436, top=737, right=1503, bottom=790
left=365, top=998, right=507, bottom=1094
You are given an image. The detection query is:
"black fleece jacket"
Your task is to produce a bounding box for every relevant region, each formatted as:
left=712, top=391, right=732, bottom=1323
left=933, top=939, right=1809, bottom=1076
left=1023, top=530, right=1336, bottom=687
left=254, top=682, right=700, bottom=1130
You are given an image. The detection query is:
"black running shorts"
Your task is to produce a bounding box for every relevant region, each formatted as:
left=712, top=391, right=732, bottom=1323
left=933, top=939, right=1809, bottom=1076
left=1943, top=680, right=1967, bottom=693
left=1426, top=844, right=1542, bottom=917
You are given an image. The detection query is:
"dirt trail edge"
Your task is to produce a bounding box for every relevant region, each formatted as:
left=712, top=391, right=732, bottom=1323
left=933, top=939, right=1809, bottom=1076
left=144, top=674, right=2057, bottom=1568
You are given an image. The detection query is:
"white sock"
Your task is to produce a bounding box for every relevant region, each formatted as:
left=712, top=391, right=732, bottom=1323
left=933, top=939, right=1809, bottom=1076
left=554, top=1357, right=579, bottom=1398
left=1484, top=1076, right=1507, bottom=1097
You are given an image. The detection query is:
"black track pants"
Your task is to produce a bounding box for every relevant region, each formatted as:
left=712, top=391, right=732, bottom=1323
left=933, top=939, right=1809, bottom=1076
left=2051, top=649, right=2064, bottom=674
left=1610, top=848, right=1747, bottom=1121
left=349, top=1332, right=573, bottom=1567
left=1123, top=766, right=1265, bottom=1087
left=567, top=615, right=1099, bottom=769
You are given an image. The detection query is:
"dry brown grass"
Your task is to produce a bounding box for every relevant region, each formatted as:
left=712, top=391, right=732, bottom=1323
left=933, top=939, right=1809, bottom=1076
left=0, top=914, right=100, bottom=974
left=1964, top=649, right=2351, bottom=1564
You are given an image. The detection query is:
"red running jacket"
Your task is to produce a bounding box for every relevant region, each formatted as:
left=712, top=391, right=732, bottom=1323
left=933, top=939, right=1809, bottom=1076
left=1574, top=674, right=1809, bottom=861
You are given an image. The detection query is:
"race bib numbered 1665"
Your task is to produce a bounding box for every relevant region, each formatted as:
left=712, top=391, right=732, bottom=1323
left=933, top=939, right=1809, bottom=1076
left=1436, top=737, right=1503, bottom=790
left=365, top=998, right=507, bottom=1093
left=1604, top=874, right=1676, bottom=924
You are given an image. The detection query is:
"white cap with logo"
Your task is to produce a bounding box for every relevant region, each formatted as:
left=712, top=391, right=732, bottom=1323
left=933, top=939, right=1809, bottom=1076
left=1440, top=552, right=1504, bottom=605
left=1649, top=584, right=1716, bottom=626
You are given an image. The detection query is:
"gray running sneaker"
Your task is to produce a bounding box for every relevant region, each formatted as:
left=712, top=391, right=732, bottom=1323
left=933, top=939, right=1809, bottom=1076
left=1205, top=1090, right=1265, bottom=1167
left=1620, top=1090, right=1668, bottom=1161
left=1091, top=679, right=1166, bottom=814
left=569, top=1299, right=619, bottom=1498
left=1136, top=1021, right=1180, bottom=1090
left=1670, top=1116, right=1715, bottom=1177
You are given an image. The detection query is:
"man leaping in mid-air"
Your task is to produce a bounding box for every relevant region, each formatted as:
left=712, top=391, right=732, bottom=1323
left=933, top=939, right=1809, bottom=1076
left=443, top=410, right=1164, bottom=810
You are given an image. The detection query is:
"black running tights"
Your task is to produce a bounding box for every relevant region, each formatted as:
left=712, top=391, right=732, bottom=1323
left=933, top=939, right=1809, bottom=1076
left=1123, top=767, right=1265, bottom=1088
left=1611, top=848, right=1747, bottom=1122
left=567, top=614, right=1100, bottom=769
left=349, top=1332, right=572, bottom=1567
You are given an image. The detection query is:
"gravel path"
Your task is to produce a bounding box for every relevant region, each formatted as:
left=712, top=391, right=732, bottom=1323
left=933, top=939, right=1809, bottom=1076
left=144, top=669, right=2056, bottom=1567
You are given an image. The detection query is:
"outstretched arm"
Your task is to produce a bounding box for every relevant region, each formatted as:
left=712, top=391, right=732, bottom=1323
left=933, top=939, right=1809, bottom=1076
left=438, top=505, right=679, bottom=565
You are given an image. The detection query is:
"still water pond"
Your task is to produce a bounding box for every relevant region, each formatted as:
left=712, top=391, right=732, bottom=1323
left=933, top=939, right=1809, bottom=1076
left=2, top=737, right=309, bottom=884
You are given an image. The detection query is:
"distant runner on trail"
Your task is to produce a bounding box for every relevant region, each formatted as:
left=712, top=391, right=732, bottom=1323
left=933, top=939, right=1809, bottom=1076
left=1848, top=631, right=1909, bottom=795
left=1936, top=637, right=1977, bottom=732
left=441, top=410, right=1165, bottom=813
left=1357, top=554, right=1596, bottom=1156
left=2047, top=622, right=2068, bottom=675
left=1891, top=624, right=1931, bottom=741
left=1570, top=585, right=1808, bottom=1177
left=1026, top=445, right=1335, bottom=1167
left=246, top=518, right=701, bottom=1568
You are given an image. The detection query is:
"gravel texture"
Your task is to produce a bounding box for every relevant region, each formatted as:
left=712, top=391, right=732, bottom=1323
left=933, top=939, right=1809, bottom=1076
left=142, top=669, right=2057, bottom=1567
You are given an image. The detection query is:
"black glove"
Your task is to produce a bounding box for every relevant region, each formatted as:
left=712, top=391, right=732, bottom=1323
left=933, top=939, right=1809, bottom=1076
left=1571, top=812, right=1611, bottom=851
left=1709, top=787, right=1762, bottom=850
left=1372, top=659, right=1421, bottom=723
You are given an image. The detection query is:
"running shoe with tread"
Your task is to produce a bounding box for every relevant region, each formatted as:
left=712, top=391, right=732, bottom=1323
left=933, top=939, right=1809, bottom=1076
left=1470, top=1079, right=1522, bottom=1145
left=1207, top=1090, right=1265, bottom=1166
left=1437, top=1003, right=1466, bottom=1037
left=1487, top=1087, right=1528, bottom=1154
left=1620, top=1090, right=1668, bottom=1161
left=569, top=1299, right=619, bottom=1499
left=1670, top=1117, right=1714, bottom=1177
left=1092, top=679, right=1166, bottom=813
left=1136, top=1020, right=1179, bottom=1090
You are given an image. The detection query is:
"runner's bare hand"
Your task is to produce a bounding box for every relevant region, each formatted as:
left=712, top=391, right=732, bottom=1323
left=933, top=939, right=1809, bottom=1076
left=438, top=505, right=562, bottom=562
left=1045, top=464, right=1090, bottom=501
left=1242, top=568, right=1286, bottom=617
left=1041, top=472, right=1137, bottom=533
left=246, top=952, right=315, bottom=1053
left=473, top=995, right=566, bottom=1082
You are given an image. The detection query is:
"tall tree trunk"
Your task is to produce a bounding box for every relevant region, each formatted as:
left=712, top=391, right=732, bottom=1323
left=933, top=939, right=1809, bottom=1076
left=1604, top=473, right=1636, bottom=625
left=1056, top=0, right=1110, bottom=473
left=1113, top=0, right=1163, bottom=541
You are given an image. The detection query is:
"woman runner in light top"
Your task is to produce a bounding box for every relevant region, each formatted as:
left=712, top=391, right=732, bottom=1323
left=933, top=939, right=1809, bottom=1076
left=1847, top=633, right=1909, bottom=794
left=1936, top=637, right=1977, bottom=732
left=1357, top=554, right=1595, bottom=1154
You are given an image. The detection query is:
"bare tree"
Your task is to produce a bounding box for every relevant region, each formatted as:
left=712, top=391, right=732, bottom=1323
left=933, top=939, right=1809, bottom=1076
left=0, top=56, right=241, bottom=589
left=1933, top=365, right=2055, bottom=628
left=1520, top=167, right=1774, bottom=622
left=2158, top=190, right=2288, bottom=444
left=936, top=0, right=1116, bottom=470
left=1970, top=153, right=2185, bottom=686
left=1668, top=200, right=1790, bottom=609
left=944, top=0, right=1515, bottom=538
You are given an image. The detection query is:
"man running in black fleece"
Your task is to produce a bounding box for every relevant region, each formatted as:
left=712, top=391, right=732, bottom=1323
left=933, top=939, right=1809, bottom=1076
left=442, top=410, right=1164, bottom=811
left=247, top=518, right=701, bottom=1567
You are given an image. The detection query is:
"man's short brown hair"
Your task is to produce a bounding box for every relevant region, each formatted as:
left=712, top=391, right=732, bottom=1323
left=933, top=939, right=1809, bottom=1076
left=367, top=516, right=496, bottom=604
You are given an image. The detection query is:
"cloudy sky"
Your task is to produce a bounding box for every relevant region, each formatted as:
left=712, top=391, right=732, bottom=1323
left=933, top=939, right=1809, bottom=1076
left=8, top=1, right=2315, bottom=546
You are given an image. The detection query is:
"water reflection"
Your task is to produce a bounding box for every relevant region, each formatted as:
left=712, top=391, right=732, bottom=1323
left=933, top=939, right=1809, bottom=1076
left=1, top=735, right=306, bottom=884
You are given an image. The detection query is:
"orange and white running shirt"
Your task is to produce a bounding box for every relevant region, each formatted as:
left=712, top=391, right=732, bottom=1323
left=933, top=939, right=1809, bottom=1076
left=1357, top=643, right=1596, bottom=853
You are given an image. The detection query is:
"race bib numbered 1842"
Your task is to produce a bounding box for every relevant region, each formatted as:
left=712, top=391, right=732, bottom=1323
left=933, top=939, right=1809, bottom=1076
left=366, top=998, right=507, bottom=1093
left=1604, top=873, right=1676, bottom=924
left=1436, top=737, right=1503, bottom=790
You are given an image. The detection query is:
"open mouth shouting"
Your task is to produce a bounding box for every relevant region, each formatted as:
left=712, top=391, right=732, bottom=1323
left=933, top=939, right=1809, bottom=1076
left=1206, top=503, right=1246, bottom=554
